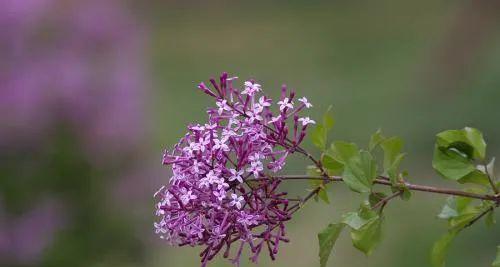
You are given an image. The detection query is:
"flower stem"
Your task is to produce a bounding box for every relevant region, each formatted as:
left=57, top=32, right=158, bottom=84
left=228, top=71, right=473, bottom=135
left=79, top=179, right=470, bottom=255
left=255, top=175, right=500, bottom=202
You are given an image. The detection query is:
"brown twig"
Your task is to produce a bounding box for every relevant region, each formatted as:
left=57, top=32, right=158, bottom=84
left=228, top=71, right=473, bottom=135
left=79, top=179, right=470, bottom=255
left=249, top=175, right=499, bottom=202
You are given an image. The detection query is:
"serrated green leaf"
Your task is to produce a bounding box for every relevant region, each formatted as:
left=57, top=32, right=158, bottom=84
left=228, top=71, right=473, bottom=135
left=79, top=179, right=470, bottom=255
left=369, top=129, right=385, bottom=151
left=431, top=230, right=458, bottom=267
left=493, top=246, right=500, bottom=267
left=318, top=223, right=345, bottom=267
left=350, top=216, right=383, bottom=255
left=342, top=151, right=377, bottom=193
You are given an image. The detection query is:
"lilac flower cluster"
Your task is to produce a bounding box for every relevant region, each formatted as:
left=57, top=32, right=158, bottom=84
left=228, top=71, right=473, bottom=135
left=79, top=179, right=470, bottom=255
left=154, top=73, right=315, bottom=266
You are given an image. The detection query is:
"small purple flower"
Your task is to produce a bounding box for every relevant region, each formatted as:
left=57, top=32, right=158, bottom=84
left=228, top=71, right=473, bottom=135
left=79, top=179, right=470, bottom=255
left=229, top=194, right=244, bottom=209
left=228, top=169, right=244, bottom=183
left=298, top=117, right=316, bottom=126
left=154, top=72, right=314, bottom=266
left=298, top=97, right=313, bottom=108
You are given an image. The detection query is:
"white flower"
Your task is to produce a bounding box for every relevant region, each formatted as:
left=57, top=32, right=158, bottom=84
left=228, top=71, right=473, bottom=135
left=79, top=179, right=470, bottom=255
left=216, top=99, right=231, bottom=115
left=298, top=97, right=312, bottom=108
left=198, top=177, right=211, bottom=189
left=179, top=188, right=197, bottom=205
left=245, top=110, right=263, bottom=123
left=237, top=211, right=259, bottom=226
left=247, top=160, right=264, bottom=177
left=213, top=138, right=229, bottom=151
left=248, top=153, right=263, bottom=162
left=215, top=178, right=229, bottom=190
left=277, top=97, right=294, bottom=111
left=298, top=117, right=316, bottom=126
left=213, top=189, right=226, bottom=201
left=192, top=160, right=204, bottom=173
left=242, top=81, right=262, bottom=96
left=229, top=193, right=244, bottom=209
left=268, top=116, right=281, bottom=124
left=204, top=123, right=217, bottom=130
left=190, top=124, right=205, bottom=131
left=258, top=96, right=271, bottom=107
left=161, top=191, right=174, bottom=207
left=228, top=169, right=244, bottom=183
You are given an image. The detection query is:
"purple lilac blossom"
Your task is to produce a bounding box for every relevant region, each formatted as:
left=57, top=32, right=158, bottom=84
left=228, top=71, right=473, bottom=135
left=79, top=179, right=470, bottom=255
left=0, top=0, right=147, bottom=157
left=154, top=73, right=315, bottom=266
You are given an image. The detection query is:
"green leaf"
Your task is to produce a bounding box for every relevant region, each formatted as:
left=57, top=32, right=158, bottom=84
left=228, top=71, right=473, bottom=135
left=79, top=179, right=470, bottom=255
left=318, top=223, right=345, bottom=267
left=459, top=169, right=490, bottom=186
left=486, top=210, right=496, bottom=227
left=311, top=106, right=335, bottom=151
left=449, top=211, right=480, bottom=230
left=433, top=128, right=489, bottom=184
left=342, top=203, right=379, bottom=230
left=323, top=105, right=335, bottom=130
left=369, top=192, right=388, bottom=207
left=436, top=127, right=486, bottom=160
left=317, top=187, right=330, bottom=204
left=322, top=154, right=344, bottom=175
left=342, top=151, right=377, bottom=193
left=493, top=246, right=500, bottom=267
left=487, top=157, right=496, bottom=178
left=369, top=129, right=385, bottom=151
left=387, top=153, right=406, bottom=184
left=432, top=145, right=476, bottom=181
left=431, top=231, right=458, bottom=267
left=329, top=141, right=359, bottom=164
left=437, top=197, right=459, bottom=220
left=311, top=125, right=327, bottom=150
left=379, top=137, right=405, bottom=184
left=400, top=187, right=412, bottom=201
left=437, top=196, right=473, bottom=220
left=350, top=216, right=383, bottom=255
left=463, top=127, right=486, bottom=160
left=381, top=137, right=403, bottom=170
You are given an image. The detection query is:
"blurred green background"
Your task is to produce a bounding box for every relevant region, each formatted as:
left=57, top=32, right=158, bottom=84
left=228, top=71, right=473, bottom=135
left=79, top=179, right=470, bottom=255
left=1, top=1, right=499, bottom=267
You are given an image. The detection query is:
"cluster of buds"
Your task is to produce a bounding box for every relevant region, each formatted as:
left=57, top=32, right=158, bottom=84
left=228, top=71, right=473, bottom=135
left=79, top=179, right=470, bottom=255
left=154, top=73, right=315, bottom=266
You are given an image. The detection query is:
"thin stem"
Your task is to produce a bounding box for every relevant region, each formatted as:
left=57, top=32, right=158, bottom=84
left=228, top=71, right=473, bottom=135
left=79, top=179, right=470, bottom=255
left=463, top=205, right=496, bottom=229
left=371, top=190, right=403, bottom=211
left=251, top=175, right=500, bottom=202
left=483, top=163, right=499, bottom=195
